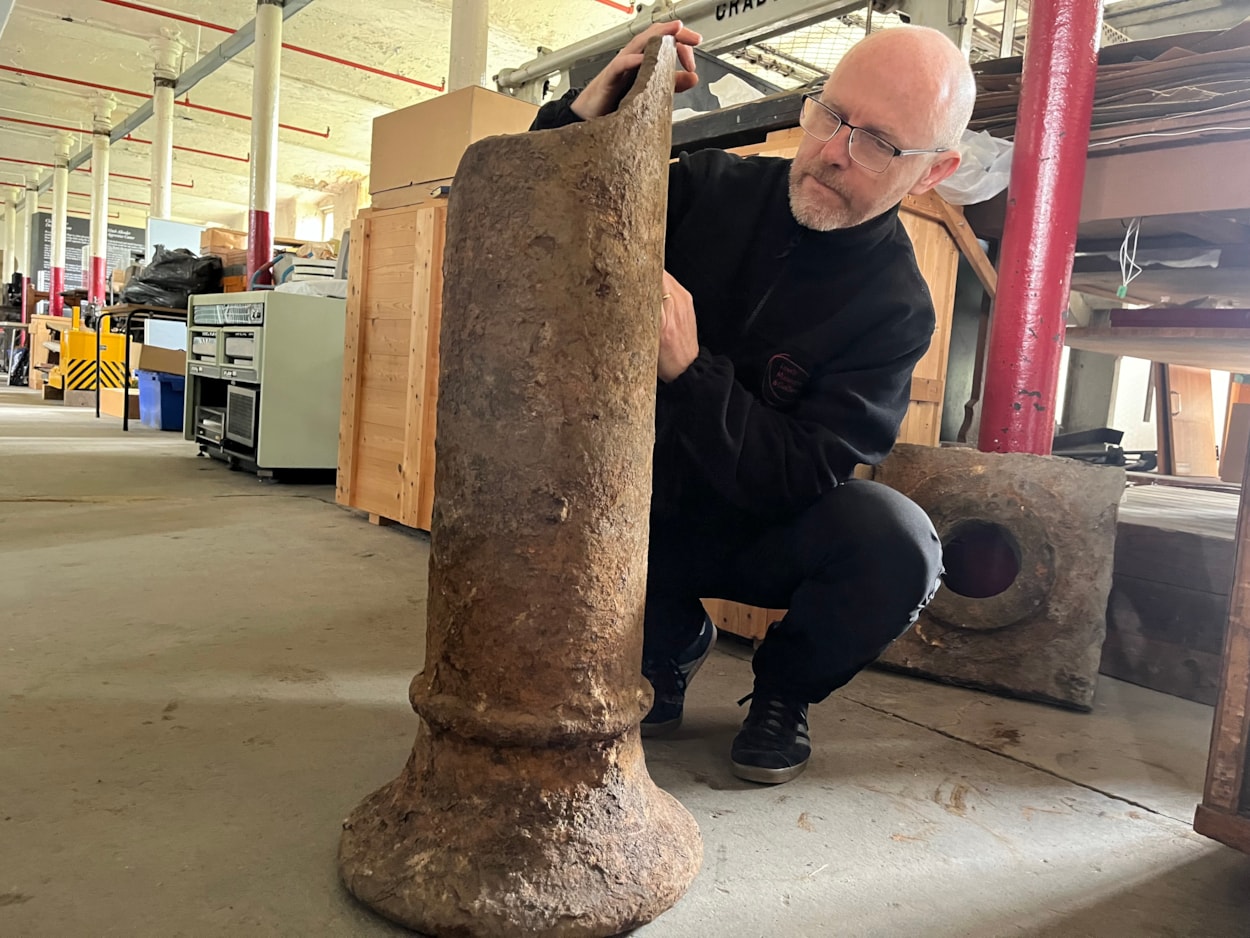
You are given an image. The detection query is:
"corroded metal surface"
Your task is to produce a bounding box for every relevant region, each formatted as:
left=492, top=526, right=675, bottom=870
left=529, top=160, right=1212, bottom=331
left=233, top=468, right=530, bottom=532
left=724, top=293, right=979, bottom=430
left=875, top=443, right=1125, bottom=711
left=338, top=38, right=702, bottom=938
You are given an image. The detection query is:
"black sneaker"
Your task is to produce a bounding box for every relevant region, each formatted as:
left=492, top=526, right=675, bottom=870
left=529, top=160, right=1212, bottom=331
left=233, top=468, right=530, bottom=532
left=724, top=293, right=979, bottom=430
left=641, top=615, right=718, bottom=738
left=730, top=691, right=811, bottom=784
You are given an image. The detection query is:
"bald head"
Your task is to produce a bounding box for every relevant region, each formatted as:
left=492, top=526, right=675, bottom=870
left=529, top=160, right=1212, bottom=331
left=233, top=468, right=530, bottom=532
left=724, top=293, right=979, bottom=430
left=831, top=26, right=977, bottom=149
left=788, top=25, right=976, bottom=230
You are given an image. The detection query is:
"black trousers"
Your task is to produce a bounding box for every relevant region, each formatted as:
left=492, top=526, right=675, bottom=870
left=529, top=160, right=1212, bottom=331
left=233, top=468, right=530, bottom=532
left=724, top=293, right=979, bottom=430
left=644, top=480, right=943, bottom=703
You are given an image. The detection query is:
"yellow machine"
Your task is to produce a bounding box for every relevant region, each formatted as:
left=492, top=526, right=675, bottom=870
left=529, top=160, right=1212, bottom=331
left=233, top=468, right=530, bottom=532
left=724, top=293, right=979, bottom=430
left=46, top=306, right=128, bottom=392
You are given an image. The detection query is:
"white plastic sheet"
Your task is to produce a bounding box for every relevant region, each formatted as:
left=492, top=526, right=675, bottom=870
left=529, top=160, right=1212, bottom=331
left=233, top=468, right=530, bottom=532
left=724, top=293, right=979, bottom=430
left=935, top=130, right=1014, bottom=206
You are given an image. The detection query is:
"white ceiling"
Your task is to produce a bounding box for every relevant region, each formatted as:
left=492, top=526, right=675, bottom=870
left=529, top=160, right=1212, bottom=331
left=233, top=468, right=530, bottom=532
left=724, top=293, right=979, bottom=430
left=2, top=0, right=1245, bottom=233
left=0, top=0, right=631, bottom=228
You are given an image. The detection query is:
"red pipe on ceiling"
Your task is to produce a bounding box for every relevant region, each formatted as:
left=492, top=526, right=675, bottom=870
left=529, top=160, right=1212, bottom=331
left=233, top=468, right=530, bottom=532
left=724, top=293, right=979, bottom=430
left=135, top=139, right=250, bottom=163
left=97, top=0, right=444, bottom=92
left=177, top=97, right=329, bottom=138
left=592, top=0, right=635, bottom=12
left=977, top=0, right=1103, bottom=455
left=0, top=155, right=194, bottom=188
left=65, top=189, right=149, bottom=206
left=0, top=65, right=330, bottom=137
left=0, top=114, right=249, bottom=162
left=38, top=203, right=121, bottom=219
left=0, top=64, right=146, bottom=100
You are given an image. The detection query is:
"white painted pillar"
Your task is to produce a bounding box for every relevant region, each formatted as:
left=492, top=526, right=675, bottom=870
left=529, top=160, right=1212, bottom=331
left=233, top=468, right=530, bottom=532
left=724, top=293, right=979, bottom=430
left=149, top=29, right=182, bottom=220
left=449, top=0, right=490, bottom=91
left=89, top=93, right=117, bottom=304
left=50, top=132, right=72, bottom=317
left=248, top=0, right=283, bottom=282
left=2, top=195, right=14, bottom=281
left=18, top=175, right=35, bottom=324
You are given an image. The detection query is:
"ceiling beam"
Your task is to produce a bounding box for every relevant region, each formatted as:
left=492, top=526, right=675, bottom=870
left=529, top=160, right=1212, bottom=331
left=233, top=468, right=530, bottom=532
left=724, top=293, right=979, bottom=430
left=36, top=0, right=316, bottom=197
left=0, top=0, right=15, bottom=46
left=1106, top=0, right=1250, bottom=39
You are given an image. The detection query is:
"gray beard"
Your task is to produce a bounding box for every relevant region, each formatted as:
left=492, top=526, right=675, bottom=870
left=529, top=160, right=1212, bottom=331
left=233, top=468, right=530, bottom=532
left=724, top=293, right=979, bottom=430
left=787, top=169, right=857, bottom=232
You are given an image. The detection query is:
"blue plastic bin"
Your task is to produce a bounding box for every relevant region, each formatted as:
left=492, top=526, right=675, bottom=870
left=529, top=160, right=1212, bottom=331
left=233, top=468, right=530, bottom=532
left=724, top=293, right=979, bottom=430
left=137, top=369, right=185, bottom=432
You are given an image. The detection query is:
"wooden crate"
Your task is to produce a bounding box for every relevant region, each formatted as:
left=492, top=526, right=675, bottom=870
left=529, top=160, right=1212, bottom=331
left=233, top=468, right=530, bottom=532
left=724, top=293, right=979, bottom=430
left=1195, top=448, right=1250, bottom=854
left=1102, top=486, right=1235, bottom=705
left=336, top=202, right=446, bottom=531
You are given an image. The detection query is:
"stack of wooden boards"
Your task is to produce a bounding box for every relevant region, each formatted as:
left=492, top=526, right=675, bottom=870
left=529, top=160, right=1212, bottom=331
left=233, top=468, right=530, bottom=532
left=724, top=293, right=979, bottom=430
left=971, top=21, right=1250, bottom=153
left=1103, top=483, right=1237, bottom=705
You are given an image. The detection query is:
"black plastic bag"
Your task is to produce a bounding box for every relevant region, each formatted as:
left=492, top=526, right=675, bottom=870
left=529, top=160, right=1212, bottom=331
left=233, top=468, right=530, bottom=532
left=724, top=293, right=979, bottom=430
left=7, top=346, right=28, bottom=387
left=119, top=245, right=223, bottom=309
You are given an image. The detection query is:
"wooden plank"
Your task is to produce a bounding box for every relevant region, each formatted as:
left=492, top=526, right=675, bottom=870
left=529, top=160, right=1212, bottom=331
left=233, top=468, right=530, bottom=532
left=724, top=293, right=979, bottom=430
left=1194, top=805, right=1250, bottom=854
left=359, top=354, right=408, bottom=391
left=702, top=598, right=782, bottom=642
left=900, top=401, right=939, bottom=446
left=400, top=206, right=437, bottom=525
left=358, top=386, right=408, bottom=431
left=1116, top=523, right=1236, bottom=595
left=901, top=194, right=945, bottom=224
left=1100, top=626, right=1222, bottom=706
left=369, top=513, right=397, bottom=526
left=417, top=206, right=447, bottom=531
left=927, top=194, right=998, bottom=300
left=1202, top=437, right=1250, bottom=815
left=1108, top=575, right=1230, bottom=655
left=357, top=420, right=405, bottom=464
left=1066, top=327, right=1250, bottom=372
left=336, top=215, right=369, bottom=508
left=910, top=376, right=943, bottom=404
left=353, top=470, right=404, bottom=518
left=1082, top=139, right=1250, bottom=223
left=361, top=316, right=411, bottom=358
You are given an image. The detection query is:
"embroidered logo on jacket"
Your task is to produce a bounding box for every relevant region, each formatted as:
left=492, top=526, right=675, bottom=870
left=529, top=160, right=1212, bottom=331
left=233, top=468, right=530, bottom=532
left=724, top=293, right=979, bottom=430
left=763, top=353, right=810, bottom=407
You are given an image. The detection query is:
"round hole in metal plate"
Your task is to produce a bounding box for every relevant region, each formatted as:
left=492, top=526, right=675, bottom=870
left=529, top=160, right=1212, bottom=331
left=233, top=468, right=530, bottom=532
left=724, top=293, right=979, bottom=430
left=941, top=520, right=1021, bottom=600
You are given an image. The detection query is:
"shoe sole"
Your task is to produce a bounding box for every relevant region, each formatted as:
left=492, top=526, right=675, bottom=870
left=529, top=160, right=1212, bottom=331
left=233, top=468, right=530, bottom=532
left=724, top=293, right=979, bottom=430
left=730, top=759, right=809, bottom=785
left=640, top=624, right=719, bottom=739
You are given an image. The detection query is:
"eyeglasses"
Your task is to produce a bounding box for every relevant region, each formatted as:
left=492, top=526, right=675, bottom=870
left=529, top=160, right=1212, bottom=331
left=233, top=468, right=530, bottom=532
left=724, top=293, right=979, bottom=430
left=798, top=94, right=949, bottom=174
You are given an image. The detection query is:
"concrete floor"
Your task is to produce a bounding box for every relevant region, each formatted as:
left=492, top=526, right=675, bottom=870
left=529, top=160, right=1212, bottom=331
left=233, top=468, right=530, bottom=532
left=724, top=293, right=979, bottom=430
left=2, top=386, right=1248, bottom=938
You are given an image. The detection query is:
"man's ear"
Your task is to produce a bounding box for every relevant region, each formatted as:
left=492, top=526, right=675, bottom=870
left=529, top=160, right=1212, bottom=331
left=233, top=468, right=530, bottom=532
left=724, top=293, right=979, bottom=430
left=909, top=152, right=962, bottom=196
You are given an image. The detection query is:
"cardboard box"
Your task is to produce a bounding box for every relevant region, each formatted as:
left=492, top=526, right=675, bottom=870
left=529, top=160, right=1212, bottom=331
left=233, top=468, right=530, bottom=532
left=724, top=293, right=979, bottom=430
left=100, top=386, right=140, bottom=419
left=1221, top=402, right=1250, bottom=484
left=131, top=343, right=186, bottom=376
left=370, top=86, right=536, bottom=202
left=201, top=228, right=247, bottom=255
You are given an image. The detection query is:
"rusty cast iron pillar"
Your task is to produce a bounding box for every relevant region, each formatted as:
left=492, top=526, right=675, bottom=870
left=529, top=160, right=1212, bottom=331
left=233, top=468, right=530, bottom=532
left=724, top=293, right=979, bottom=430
left=338, top=38, right=702, bottom=938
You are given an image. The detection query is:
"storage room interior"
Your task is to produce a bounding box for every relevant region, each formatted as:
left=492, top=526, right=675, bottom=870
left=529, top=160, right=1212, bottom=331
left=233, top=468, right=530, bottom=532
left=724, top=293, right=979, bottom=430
left=2, top=1, right=1250, bottom=936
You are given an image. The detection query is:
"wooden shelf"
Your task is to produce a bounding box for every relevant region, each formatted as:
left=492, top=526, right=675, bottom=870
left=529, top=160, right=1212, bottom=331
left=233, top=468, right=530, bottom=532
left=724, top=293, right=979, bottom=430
left=1065, top=326, right=1250, bottom=371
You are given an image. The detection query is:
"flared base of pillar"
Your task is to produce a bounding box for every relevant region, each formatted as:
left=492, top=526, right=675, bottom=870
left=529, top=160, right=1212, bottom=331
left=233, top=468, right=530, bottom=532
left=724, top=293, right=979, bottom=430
left=339, top=723, right=701, bottom=938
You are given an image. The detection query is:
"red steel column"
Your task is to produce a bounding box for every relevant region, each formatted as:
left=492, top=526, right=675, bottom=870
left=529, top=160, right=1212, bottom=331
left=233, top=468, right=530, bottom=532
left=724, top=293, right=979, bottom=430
left=49, top=133, right=72, bottom=317
left=977, top=0, right=1104, bottom=455
left=247, top=0, right=283, bottom=283
left=89, top=93, right=117, bottom=304
left=149, top=29, right=182, bottom=220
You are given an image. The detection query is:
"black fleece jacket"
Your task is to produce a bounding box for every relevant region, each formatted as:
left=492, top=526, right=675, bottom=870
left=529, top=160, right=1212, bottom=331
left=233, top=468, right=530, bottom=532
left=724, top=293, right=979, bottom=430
left=531, top=92, right=936, bottom=528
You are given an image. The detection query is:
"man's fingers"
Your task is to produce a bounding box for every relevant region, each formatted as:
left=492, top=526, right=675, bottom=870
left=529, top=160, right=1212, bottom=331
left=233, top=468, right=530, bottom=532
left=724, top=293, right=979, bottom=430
left=675, top=40, right=698, bottom=74
left=623, top=20, right=682, bottom=55
left=607, top=52, right=646, bottom=84
left=624, top=20, right=703, bottom=56
left=674, top=72, right=699, bottom=94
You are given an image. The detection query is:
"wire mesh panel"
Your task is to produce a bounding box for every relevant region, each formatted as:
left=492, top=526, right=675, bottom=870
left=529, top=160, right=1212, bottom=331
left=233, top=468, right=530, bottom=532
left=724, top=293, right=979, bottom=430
left=721, top=0, right=1131, bottom=87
